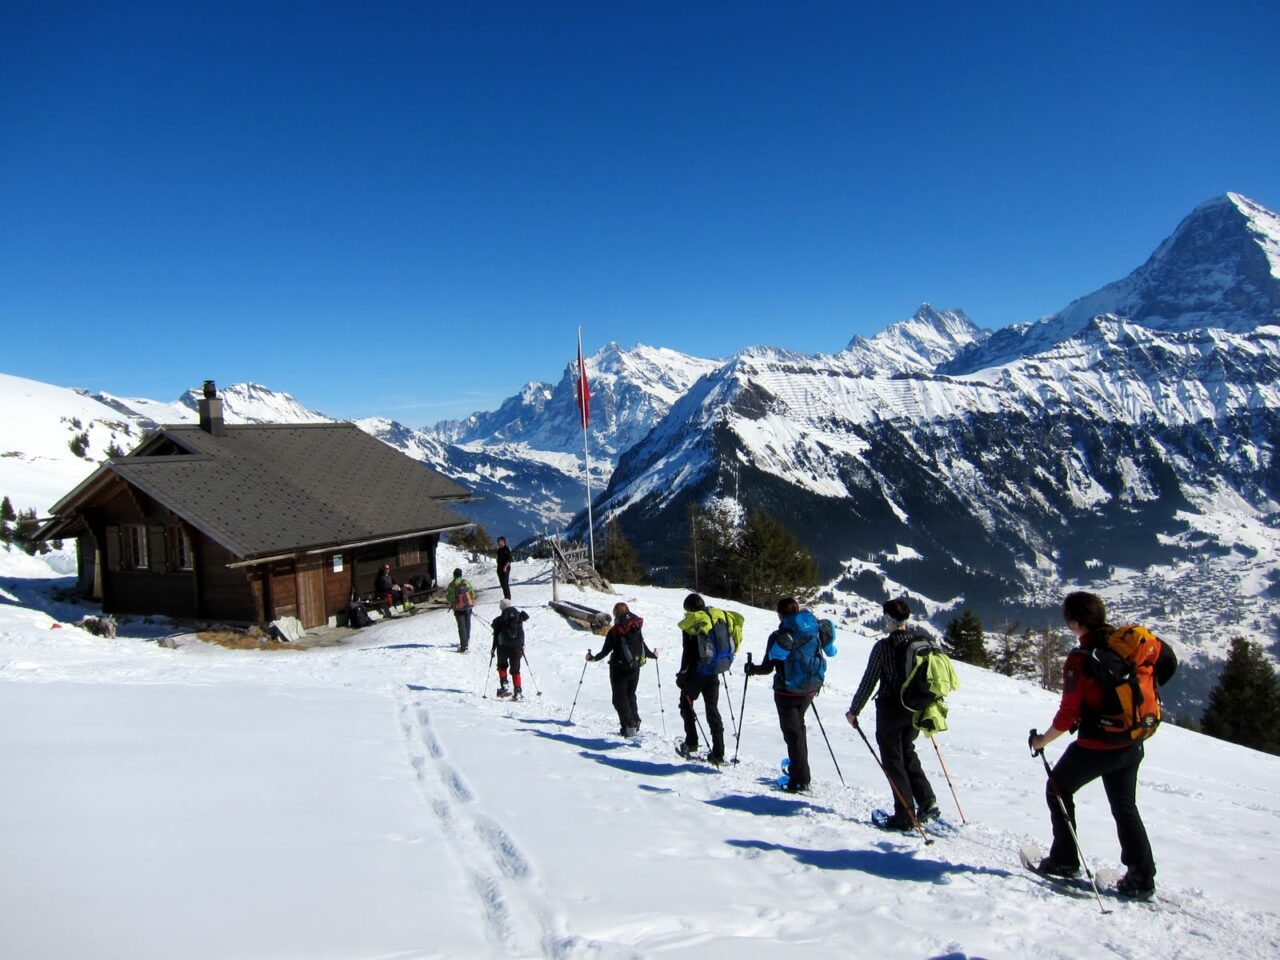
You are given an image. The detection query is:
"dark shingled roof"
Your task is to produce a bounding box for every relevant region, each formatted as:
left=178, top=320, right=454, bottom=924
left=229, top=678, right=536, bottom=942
left=53, top=423, right=470, bottom=560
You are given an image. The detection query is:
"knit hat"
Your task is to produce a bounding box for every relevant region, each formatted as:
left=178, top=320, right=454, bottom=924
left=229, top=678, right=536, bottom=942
left=453, top=568, right=463, bottom=579
left=500, top=598, right=514, bottom=610
left=883, top=598, right=911, bottom=623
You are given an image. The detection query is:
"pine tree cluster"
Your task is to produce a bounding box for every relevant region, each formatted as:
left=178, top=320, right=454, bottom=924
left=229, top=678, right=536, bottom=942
left=686, top=502, right=819, bottom=609
left=1200, top=637, right=1280, bottom=756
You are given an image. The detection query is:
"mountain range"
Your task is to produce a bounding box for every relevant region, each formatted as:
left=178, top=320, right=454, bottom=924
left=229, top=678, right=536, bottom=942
left=2, top=192, right=1278, bottom=714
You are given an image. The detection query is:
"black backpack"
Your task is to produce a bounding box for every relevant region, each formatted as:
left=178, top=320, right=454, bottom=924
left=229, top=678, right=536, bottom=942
left=348, top=603, right=373, bottom=629
left=617, top=623, right=647, bottom=669
left=495, top=610, right=525, bottom=648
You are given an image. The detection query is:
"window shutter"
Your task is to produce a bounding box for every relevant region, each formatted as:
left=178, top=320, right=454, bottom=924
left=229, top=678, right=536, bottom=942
left=148, top=526, right=167, bottom=573
left=105, top=526, right=121, bottom=572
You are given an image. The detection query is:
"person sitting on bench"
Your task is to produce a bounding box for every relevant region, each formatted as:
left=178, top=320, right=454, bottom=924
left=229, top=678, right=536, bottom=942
left=373, top=564, right=413, bottom=610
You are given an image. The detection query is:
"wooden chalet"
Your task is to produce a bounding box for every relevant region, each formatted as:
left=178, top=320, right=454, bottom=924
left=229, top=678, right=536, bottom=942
left=38, top=383, right=471, bottom=629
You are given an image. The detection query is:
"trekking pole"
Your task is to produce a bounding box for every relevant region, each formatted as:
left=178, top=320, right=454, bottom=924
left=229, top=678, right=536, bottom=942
left=929, top=734, right=967, bottom=824
left=1030, top=729, right=1108, bottom=914
left=731, top=659, right=751, bottom=764
left=809, top=701, right=846, bottom=788
left=480, top=647, right=496, bottom=698
left=654, top=657, right=668, bottom=738
left=721, top=673, right=738, bottom=741
left=521, top=651, right=543, bottom=697
left=851, top=722, right=933, bottom=845
left=567, top=656, right=591, bottom=724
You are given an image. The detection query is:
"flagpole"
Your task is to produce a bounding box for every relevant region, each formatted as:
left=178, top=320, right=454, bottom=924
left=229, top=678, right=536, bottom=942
left=577, top=326, right=596, bottom=567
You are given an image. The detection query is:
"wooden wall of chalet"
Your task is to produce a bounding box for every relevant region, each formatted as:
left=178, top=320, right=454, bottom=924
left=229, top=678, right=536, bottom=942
left=94, top=485, right=203, bottom=620
left=84, top=475, right=444, bottom=628
left=193, top=536, right=258, bottom=622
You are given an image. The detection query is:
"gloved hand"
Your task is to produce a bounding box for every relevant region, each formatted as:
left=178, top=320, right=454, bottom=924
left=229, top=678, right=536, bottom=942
left=846, top=711, right=859, bottom=728
left=585, top=650, right=593, bottom=662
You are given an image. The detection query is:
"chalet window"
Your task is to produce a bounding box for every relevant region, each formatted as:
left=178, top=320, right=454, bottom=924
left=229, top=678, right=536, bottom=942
left=124, top=524, right=148, bottom=569
left=172, top=528, right=193, bottom=570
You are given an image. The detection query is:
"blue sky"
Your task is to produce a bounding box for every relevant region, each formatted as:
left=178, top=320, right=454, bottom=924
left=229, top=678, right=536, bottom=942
left=3, top=1, right=1278, bottom=422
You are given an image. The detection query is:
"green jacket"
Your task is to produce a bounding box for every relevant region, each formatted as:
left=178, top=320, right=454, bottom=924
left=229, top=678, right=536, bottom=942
left=911, top=653, right=961, bottom=734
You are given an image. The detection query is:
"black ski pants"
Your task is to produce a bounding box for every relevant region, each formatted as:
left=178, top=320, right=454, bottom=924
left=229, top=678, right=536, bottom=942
left=498, top=567, right=511, bottom=600
left=496, top=645, right=523, bottom=688
left=875, top=706, right=935, bottom=819
left=775, top=692, right=815, bottom=787
left=1046, top=741, right=1154, bottom=882
left=609, top=663, right=642, bottom=730
left=678, top=672, right=724, bottom=756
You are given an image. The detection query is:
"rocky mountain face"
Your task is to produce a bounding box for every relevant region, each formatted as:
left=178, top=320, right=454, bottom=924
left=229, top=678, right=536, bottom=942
left=943, top=192, right=1280, bottom=374
left=572, top=194, right=1280, bottom=713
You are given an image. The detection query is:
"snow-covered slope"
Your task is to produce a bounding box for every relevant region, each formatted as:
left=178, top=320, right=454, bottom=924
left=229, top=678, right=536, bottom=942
left=1, top=546, right=1277, bottom=958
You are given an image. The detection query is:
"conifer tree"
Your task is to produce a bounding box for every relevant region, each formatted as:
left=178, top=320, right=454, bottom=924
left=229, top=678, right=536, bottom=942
left=736, top=510, right=819, bottom=608
left=945, top=609, right=988, bottom=667
left=1034, top=626, right=1073, bottom=692
left=449, top=524, right=493, bottom=555
left=991, top=622, right=1037, bottom=681
left=0, top=495, right=14, bottom=544
left=686, top=501, right=741, bottom=600
left=596, top=519, right=647, bottom=585
left=1200, top=637, right=1280, bottom=755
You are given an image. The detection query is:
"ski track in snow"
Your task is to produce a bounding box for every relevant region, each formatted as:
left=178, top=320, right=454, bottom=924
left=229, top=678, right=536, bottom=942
left=398, top=693, right=578, bottom=959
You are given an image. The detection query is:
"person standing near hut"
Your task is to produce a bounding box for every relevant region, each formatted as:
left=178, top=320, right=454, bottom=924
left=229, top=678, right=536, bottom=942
left=586, top=602, right=658, bottom=736
left=445, top=568, right=476, bottom=652
left=495, top=536, right=514, bottom=600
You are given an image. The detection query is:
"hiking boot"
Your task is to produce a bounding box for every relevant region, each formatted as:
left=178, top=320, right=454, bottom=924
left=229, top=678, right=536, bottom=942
left=676, top=740, right=697, bottom=758
left=917, top=803, right=942, bottom=823
left=1036, top=857, right=1081, bottom=879
left=784, top=780, right=810, bottom=794
left=881, top=813, right=915, bottom=831
left=1115, top=872, right=1155, bottom=900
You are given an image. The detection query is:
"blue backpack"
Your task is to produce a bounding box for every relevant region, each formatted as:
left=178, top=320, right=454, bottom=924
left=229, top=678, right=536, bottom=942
left=769, top=612, right=836, bottom=694
left=696, top=613, right=735, bottom=675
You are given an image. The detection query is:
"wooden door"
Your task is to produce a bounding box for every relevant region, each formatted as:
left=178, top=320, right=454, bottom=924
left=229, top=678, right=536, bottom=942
left=295, top=558, right=326, bottom=629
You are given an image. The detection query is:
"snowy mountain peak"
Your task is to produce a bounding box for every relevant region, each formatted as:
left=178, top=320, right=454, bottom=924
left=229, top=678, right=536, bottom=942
left=942, top=192, right=1280, bottom=374
left=176, top=382, right=332, bottom=424
left=843, top=303, right=987, bottom=374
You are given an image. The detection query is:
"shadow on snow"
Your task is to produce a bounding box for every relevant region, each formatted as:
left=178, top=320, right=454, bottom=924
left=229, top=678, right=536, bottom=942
left=726, top=838, right=1017, bottom=884
left=579, top=750, right=719, bottom=777
left=705, top=792, right=837, bottom=817
left=529, top=730, right=626, bottom=752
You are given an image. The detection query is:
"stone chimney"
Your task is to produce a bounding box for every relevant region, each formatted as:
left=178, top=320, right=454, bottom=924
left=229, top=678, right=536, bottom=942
left=198, top=379, right=225, bottom=436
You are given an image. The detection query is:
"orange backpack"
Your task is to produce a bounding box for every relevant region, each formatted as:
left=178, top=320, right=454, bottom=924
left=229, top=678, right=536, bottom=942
left=451, top=580, right=474, bottom=611
left=1087, top=625, right=1169, bottom=742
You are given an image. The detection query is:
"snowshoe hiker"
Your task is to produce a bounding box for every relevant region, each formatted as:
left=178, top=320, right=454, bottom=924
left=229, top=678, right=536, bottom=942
left=1029, top=591, right=1177, bottom=900
left=491, top=598, right=529, bottom=700
left=746, top=597, right=837, bottom=793
left=587, top=602, right=658, bottom=736
left=445, top=568, right=476, bottom=652
left=675, top=593, right=732, bottom=763
left=845, top=598, right=940, bottom=830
